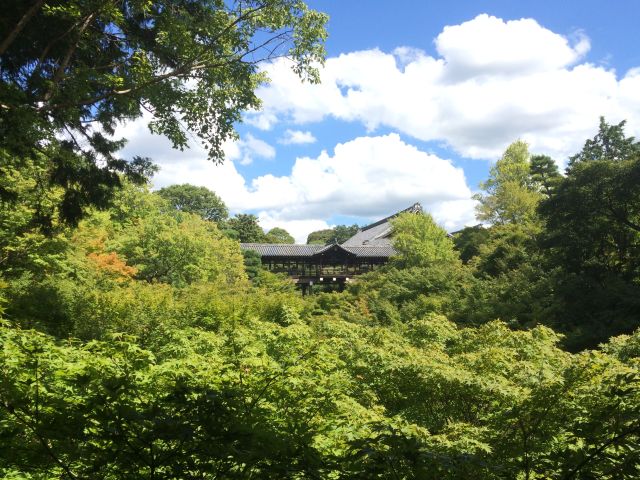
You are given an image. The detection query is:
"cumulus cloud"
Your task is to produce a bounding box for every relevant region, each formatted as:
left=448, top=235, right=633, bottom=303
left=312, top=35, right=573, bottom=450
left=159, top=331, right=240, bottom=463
left=115, top=114, right=252, bottom=208
left=258, top=214, right=331, bottom=244
left=279, top=129, right=317, bottom=145
left=242, top=134, right=477, bottom=234
left=116, top=117, right=477, bottom=241
left=235, top=133, right=275, bottom=165
left=435, top=14, right=590, bottom=79
left=247, top=14, right=640, bottom=163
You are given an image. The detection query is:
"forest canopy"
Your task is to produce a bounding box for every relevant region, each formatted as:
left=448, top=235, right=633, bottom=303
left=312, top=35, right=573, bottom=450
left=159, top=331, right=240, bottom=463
left=0, top=0, right=327, bottom=224
left=1, top=1, right=640, bottom=478
left=1, top=117, right=639, bottom=479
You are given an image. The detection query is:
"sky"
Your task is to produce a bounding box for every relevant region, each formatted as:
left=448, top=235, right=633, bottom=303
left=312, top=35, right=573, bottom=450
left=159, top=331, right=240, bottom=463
left=117, top=0, right=640, bottom=243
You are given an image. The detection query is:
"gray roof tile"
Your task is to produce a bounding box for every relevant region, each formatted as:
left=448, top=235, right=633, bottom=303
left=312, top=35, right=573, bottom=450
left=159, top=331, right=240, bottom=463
left=240, top=203, right=419, bottom=260
left=342, top=203, right=421, bottom=247
left=342, top=245, right=396, bottom=257
left=240, top=243, right=395, bottom=259
left=240, top=243, right=328, bottom=257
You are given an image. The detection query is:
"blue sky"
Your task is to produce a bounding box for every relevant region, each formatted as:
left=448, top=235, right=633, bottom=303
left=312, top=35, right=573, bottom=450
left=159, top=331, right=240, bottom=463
left=119, top=1, right=640, bottom=242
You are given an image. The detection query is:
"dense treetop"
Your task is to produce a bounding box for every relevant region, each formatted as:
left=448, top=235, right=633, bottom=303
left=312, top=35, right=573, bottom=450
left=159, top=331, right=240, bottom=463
left=0, top=0, right=328, bottom=224
left=264, top=227, right=295, bottom=244
left=307, top=224, right=359, bottom=245
left=1, top=2, right=640, bottom=475
left=156, top=183, right=228, bottom=222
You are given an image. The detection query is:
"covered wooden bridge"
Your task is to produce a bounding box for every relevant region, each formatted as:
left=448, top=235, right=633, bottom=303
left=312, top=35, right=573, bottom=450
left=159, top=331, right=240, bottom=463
left=241, top=203, right=422, bottom=292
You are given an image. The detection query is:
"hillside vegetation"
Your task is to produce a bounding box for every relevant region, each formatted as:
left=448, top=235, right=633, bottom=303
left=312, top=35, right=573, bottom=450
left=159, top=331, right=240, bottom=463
left=1, top=121, right=640, bottom=478
left=1, top=0, right=639, bottom=477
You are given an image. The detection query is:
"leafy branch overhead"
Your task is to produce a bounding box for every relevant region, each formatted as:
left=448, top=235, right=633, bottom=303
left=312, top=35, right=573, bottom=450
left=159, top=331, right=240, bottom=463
left=0, top=0, right=328, bottom=223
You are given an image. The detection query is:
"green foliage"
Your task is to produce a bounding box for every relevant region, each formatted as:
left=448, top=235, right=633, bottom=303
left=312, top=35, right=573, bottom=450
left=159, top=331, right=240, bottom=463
left=264, top=227, right=295, bottom=244
left=568, top=117, right=640, bottom=166
left=0, top=0, right=328, bottom=223
left=0, top=148, right=70, bottom=276
left=541, top=158, right=640, bottom=280
left=452, top=225, right=490, bottom=264
left=117, top=211, right=246, bottom=288
left=3, top=317, right=639, bottom=478
left=242, top=248, right=262, bottom=280
left=530, top=154, right=561, bottom=196
left=307, top=228, right=333, bottom=244
left=351, top=263, right=473, bottom=325
left=539, top=118, right=640, bottom=349
left=156, top=183, right=228, bottom=222
left=306, top=224, right=359, bottom=244
left=227, top=213, right=266, bottom=243
left=391, top=211, right=458, bottom=267
left=474, top=140, right=542, bottom=225
left=2, top=182, right=248, bottom=339
left=0, top=319, right=348, bottom=478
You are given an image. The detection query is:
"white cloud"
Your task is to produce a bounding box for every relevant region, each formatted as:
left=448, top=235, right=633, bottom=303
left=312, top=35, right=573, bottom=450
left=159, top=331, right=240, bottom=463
left=116, top=118, right=477, bottom=241
left=236, top=133, right=275, bottom=165
left=435, top=14, right=589, bottom=80
left=245, top=110, right=278, bottom=130
left=115, top=115, right=252, bottom=209
left=258, top=214, right=331, bottom=244
left=247, top=14, right=640, bottom=163
left=243, top=134, right=477, bottom=234
left=279, top=129, right=317, bottom=145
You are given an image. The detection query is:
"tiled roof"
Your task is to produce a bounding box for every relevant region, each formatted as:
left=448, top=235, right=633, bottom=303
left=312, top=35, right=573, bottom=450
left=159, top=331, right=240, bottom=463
left=240, top=203, right=419, bottom=261
left=342, top=202, right=421, bottom=247
left=341, top=222, right=393, bottom=246
left=240, top=243, right=396, bottom=259
left=342, top=245, right=396, bottom=257
left=240, top=243, right=328, bottom=257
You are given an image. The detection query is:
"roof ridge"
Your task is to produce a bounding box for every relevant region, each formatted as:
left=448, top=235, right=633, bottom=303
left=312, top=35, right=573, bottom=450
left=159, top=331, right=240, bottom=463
left=359, top=202, right=422, bottom=232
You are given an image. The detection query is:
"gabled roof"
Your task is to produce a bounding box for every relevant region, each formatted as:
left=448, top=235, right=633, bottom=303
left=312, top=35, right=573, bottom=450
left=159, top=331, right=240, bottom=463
left=240, top=203, right=422, bottom=260
left=240, top=243, right=395, bottom=259
left=240, top=243, right=327, bottom=257
left=341, top=202, right=422, bottom=247
left=341, top=245, right=396, bottom=257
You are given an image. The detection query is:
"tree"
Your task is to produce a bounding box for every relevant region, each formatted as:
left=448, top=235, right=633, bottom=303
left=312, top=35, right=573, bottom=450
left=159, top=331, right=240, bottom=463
left=568, top=117, right=640, bottom=167
left=391, top=212, right=458, bottom=267
left=227, top=213, right=266, bottom=243
left=264, top=227, right=295, bottom=244
left=333, top=225, right=360, bottom=243
left=0, top=0, right=327, bottom=224
left=474, top=140, right=541, bottom=225
left=156, top=183, right=228, bottom=222
left=539, top=119, right=640, bottom=349
left=530, top=154, right=561, bottom=197
left=540, top=119, right=640, bottom=280
left=306, top=224, right=359, bottom=244
left=307, top=228, right=333, bottom=244
left=242, top=248, right=262, bottom=280
left=452, top=225, right=490, bottom=264
left=118, top=212, right=246, bottom=288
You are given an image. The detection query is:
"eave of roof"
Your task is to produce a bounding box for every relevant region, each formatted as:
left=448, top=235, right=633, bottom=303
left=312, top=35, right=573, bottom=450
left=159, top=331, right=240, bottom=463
left=240, top=243, right=328, bottom=257
left=360, top=202, right=422, bottom=232
left=240, top=243, right=395, bottom=259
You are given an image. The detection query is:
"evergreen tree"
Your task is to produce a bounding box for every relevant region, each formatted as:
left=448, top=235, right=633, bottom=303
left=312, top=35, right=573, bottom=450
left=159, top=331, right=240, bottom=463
left=157, top=184, right=228, bottom=223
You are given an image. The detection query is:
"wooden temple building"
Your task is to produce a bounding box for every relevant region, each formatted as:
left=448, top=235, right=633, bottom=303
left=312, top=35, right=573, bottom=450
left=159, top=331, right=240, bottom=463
left=241, top=203, right=422, bottom=293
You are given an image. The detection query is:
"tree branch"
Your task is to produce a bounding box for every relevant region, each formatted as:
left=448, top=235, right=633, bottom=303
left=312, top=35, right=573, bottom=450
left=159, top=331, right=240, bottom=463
left=604, top=203, right=640, bottom=233
left=210, top=5, right=266, bottom=46
left=42, top=12, right=96, bottom=102
left=562, top=422, right=640, bottom=480
left=0, top=398, right=79, bottom=479
left=0, top=0, right=45, bottom=56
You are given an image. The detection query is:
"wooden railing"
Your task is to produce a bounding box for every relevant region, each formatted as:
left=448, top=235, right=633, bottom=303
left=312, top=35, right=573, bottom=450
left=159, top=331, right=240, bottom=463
left=266, top=262, right=383, bottom=277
